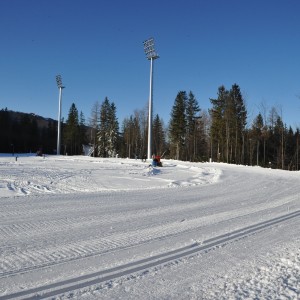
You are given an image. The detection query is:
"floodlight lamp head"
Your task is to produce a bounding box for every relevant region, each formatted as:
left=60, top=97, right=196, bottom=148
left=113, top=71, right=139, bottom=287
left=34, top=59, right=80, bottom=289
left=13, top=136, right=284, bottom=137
left=143, top=37, right=159, bottom=60
left=56, top=75, right=64, bottom=89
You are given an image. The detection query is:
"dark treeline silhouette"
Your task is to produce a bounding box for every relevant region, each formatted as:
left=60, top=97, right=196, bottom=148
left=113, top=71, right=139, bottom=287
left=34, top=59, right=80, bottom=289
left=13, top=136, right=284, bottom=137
left=1, top=84, right=299, bottom=170
left=0, top=108, right=57, bottom=154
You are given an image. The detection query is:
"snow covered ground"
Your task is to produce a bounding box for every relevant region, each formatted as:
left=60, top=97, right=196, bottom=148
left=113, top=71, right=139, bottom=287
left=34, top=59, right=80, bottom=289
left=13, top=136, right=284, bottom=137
left=0, top=154, right=299, bottom=299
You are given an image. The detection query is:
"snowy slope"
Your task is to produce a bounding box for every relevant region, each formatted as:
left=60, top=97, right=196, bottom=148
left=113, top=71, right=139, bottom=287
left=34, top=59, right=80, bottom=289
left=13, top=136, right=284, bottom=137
left=0, top=155, right=299, bottom=299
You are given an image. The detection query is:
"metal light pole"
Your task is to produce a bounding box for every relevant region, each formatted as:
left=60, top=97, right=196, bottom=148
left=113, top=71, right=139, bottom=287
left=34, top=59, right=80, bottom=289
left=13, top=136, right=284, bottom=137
left=143, top=37, right=159, bottom=160
left=56, top=75, right=65, bottom=155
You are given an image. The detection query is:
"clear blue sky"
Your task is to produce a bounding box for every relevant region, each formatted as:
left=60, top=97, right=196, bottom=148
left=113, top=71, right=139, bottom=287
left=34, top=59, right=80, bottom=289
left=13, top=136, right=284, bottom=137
left=1, top=0, right=300, bottom=128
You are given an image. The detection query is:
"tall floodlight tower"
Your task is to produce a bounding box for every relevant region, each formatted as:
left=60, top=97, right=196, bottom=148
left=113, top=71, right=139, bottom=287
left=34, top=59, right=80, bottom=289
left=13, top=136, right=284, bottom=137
left=56, top=75, right=65, bottom=155
left=143, top=37, right=159, bottom=160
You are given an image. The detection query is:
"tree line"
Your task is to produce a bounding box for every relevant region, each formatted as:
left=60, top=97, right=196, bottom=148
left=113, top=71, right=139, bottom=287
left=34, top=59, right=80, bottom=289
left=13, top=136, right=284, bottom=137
left=1, top=83, right=299, bottom=170
left=0, top=110, right=57, bottom=154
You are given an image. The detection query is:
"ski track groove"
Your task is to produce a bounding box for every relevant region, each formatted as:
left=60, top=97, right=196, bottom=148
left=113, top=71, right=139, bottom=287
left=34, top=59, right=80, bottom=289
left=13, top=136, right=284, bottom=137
left=0, top=200, right=298, bottom=278
left=1, top=209, right=299, bottom=300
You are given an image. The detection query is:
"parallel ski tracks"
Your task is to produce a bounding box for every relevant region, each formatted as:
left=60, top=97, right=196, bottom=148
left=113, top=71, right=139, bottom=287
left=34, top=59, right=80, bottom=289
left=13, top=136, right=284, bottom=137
left=1, top=209, right=299, bottom=300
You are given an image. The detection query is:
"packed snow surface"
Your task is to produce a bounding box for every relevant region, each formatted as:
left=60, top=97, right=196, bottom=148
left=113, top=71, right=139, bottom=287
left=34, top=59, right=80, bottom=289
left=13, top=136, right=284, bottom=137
left=0, top=154, right=299, bottom=299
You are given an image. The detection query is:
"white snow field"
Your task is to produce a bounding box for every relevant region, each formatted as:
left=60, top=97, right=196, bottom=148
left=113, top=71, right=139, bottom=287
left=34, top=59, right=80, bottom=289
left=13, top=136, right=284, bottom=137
left=0, top=154, right=299, bottom=299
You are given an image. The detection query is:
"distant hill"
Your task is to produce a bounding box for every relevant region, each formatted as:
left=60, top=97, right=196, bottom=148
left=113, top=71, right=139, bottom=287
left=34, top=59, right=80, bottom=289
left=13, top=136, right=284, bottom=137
left=4, top=109, right=57, bottom=129
left=0, top=108, right=59, bottom=153
left=0, top=108, right=92, bottom=154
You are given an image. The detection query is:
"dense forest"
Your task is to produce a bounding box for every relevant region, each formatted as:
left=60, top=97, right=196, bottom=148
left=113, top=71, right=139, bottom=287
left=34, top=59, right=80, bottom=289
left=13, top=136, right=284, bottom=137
left=1, top=83, right=299, bottom=170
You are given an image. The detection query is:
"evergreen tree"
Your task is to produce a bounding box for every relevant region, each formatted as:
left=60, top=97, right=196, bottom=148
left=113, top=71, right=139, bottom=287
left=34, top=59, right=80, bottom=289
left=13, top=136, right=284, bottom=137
left=274, top=116, right=285, bottom=169
left=134, top=108, right=148, bottom=159
left=89, top=101, right=101, bottom=157
left=98, top=98, right=110, bottom=157
left=107, top=102, right=119, bottom=157
left=169, top=91, right=187, bottom=160
left=229, top=84, right=247, bottom=164
left=120, top=109, right=149, bottom=159
left=199, top=110, right=211, bottom=161
left=286, top=126, right=296, bottom=170
left=153, top=114, right=166, bottom=156
left=251, top=113, right=264, bottom=166
left=97, top=97, right=119, bottom=157
left=209, top=84, right=246, bottom=163
left=79, top=111, right=87, bottom=150
left=64, top=103, right=79, bottom=155
left=186, top=91, right=201, bottom=161
left=266, top=107, right=280, bottom=167
left=209, top=86, right=227, bottom=162
left=121, top=116, right=135, bottom=158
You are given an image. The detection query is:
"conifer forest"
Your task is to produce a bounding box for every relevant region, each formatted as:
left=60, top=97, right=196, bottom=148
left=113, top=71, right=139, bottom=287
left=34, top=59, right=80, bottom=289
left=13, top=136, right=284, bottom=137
left=1, top=83, right=300, bottom=170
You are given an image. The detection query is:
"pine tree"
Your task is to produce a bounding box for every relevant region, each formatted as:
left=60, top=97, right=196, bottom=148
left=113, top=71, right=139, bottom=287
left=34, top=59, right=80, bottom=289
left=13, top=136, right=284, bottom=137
left=229, top=84, right=247, bottom=164
left=153, top=114, right=166, bottom=156
left=121, top=116, right=134, bottom=158
left=120, top=109, right=149, bottom=159
left=274, top=116, right=285, bottom=169
left=89, top=101, right=101, bottom=157
left=186, top=91, right=201, bottom=161
left=209, top=86, right=227, bottom=162
left=79, top=111, right=87, bottom=151
left=169, top=91, right=187, bottom=160
left=64, top=103, right=80, bottom=155
left=209, top=84, right=246, bottom=163
left=251, top=113, right=264, bottom=166
left=97, top=97, right=119, bottom=157
left=98, top=98, right=110, bottom=157
left=134, top=108, right=148, bottom=159
left=106, top=102, right=119, bottom=157
left=286, top=126, right=296, bottom=170
left=199, top=110, right=211, bottom=161
left=267, top=107, right=281, bottom=167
